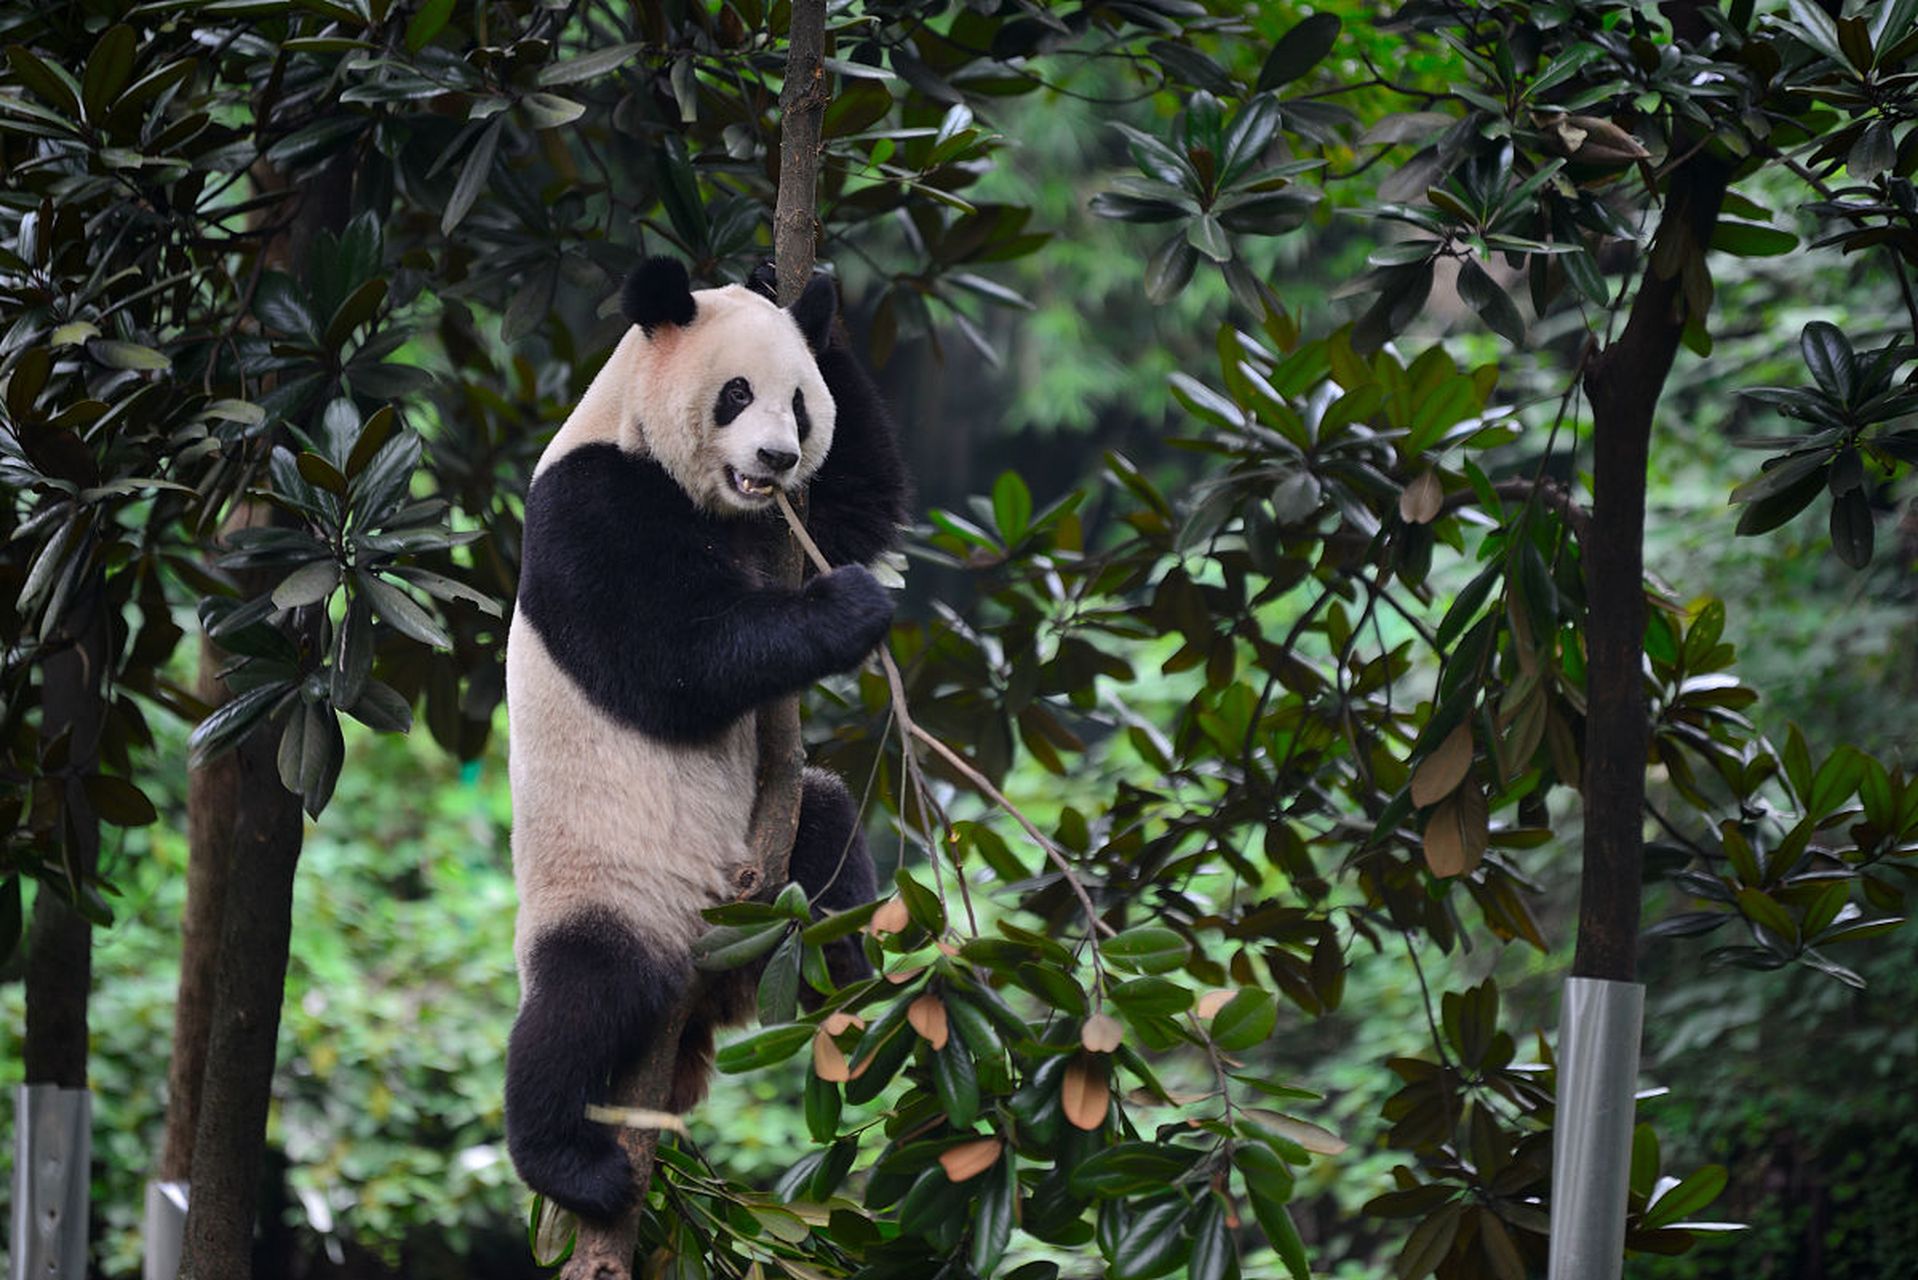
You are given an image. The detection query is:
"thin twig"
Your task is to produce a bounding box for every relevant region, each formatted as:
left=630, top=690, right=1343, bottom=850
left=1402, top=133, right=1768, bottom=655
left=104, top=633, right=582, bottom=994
left=773, top=491, right=1116, bottom=943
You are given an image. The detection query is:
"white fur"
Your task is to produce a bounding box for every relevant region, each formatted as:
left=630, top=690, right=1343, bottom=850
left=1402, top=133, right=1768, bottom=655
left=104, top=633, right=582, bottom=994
left=506, top=618, right=755, bottom=964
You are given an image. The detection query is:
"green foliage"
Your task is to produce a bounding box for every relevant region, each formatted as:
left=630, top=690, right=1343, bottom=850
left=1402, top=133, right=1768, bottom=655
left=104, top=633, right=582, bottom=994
left=4, top=0, right=1918, bottom=1276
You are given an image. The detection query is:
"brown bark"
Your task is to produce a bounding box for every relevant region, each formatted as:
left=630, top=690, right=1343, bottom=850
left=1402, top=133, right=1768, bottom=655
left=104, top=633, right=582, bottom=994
left=23, top=577, right=106, bottom=1089
left=1573, top=6, right=1729, bottom=979
left=557, top=8, right=831, bottom=1277
left=155, top=633, right=245, bottom=1184
left=174, top=732, right=303, bottom=1280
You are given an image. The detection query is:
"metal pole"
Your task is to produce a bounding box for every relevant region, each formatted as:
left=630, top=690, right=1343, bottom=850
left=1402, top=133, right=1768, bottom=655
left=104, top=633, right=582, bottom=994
left=143, top=1181, right=189, bottom=1280
left=1548, top=976, right=1645, bottom=1280
left=10, top=1084, right=91, bottom=1280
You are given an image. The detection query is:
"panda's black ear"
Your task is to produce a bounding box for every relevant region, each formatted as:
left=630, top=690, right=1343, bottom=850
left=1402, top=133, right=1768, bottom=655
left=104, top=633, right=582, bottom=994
left=623, top=257, right=697, bottom=335
left=745, top=260, right=778, bottom=303
left=789, top=273, right=836, bottom=353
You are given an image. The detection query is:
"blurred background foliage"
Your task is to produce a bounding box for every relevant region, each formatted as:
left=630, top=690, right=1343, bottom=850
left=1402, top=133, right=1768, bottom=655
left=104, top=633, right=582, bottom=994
left=2, top=0, right=1917, bottom=1277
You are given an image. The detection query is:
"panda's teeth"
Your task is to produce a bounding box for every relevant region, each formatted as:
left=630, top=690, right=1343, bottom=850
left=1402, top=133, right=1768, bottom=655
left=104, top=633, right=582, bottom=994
left=730, top=468, right=774, bottom=497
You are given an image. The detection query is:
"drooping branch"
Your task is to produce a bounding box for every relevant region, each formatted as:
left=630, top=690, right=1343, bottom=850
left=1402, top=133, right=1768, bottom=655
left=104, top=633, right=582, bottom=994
left=557, top=9, right=832, bottom=1278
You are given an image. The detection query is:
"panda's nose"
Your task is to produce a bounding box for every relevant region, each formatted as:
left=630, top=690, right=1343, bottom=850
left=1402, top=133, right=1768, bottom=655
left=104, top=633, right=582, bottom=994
left=758, top=447, right=799, bottom=473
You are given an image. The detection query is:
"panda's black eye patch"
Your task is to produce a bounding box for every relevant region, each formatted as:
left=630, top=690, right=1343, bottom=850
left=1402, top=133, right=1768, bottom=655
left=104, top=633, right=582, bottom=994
left=714, top=377, right=754, bottom=426
left=793, top=388, right=811, bottom=442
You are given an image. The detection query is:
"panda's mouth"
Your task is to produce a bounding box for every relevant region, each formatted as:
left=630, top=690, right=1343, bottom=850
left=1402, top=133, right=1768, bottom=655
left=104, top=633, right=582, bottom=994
left=725, top=467, right=778, bottom=500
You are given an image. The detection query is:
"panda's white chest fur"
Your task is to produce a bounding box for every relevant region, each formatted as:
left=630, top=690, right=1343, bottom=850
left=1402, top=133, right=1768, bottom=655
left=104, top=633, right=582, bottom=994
left=504, top=612, right=758, bottom=963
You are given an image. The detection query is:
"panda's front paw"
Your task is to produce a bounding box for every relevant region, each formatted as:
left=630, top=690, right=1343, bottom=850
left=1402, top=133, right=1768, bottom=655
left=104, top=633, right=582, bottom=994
left=807, top=564, right=894, bottom=667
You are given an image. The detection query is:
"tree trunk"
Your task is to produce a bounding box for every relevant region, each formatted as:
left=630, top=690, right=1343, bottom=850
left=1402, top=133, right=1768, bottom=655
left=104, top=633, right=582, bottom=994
left=555, top=9, right=830, bottom=1278
left=175, top=150, right=354, bottom=1280
left=1573, top=155, right=1730, bottom=981
left=173, top=727, right=303, bottom=1280
left=156, top=633, right=245, bottom=1186
left=24, top=576, right=106, bottom=1089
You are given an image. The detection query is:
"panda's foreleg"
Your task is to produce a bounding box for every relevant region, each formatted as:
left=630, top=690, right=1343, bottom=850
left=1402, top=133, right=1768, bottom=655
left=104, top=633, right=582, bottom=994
left=790, top=767, right=878, bottom=992
left=504, top=910, right=689, bottom=1221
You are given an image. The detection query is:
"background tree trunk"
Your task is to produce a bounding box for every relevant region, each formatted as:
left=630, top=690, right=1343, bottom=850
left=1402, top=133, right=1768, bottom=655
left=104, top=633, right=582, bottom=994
left=23, top=576, right=106, bottom=1090
left=1572, top=1, right=1729, bottom=982
left=555, top=7, right=830, bottom=1278
left=157, top=632, right=249, bottom=1185
left=176, top=153, right=354, bottom=1280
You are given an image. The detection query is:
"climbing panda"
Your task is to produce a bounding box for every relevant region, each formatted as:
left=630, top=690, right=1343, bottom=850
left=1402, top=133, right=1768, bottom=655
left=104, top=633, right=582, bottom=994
left=503, top=256, right=906, bottom=1220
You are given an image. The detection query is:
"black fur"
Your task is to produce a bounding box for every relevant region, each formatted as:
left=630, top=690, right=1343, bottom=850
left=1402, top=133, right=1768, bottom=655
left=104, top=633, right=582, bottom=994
left=793, top=388, right=811, bottom=443
left=790, top=273, right=837, bottom=352
left=805, top=327, right=911, bottom=567
left=518, top=446, right=894, bottom=743
left=791, top=767, right=880, bottom=990
left=622, top=257, right=697, bottom=334
left=745, top=262, right=911, bottom=568
left=504, top=910, right=688, bottom=1220
left=714, top=376, right=753, bottom=427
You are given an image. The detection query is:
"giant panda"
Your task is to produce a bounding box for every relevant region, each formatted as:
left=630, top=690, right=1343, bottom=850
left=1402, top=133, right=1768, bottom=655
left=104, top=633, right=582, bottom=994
left=503, top=256, right=907, bottom=1221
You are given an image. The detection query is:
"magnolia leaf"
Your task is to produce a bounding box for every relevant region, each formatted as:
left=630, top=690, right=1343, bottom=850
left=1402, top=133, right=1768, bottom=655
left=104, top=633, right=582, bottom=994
left=1062, top=1055, right=1110, bottom=1130
left=940, top=1137, right=1004, bottom=1183
left=908, top=994, right=951, bottom=1049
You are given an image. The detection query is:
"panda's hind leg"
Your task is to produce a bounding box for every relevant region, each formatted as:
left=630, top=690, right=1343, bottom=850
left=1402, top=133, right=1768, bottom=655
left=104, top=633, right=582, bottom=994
left=791, top=767, right=878, bottom=991
left=505, top=910, right=688, bottom=1221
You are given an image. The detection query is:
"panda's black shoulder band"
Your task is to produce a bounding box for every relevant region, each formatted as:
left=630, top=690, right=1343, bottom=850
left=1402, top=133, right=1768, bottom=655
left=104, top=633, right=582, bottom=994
left=623, top=257, right=697, bottom=333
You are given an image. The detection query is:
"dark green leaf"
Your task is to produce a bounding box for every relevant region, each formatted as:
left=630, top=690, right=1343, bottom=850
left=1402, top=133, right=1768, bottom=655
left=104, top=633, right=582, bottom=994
left=7, top=44, right=82, bottom=117
left=189, top=681, right=290, bottom=768
left=970, top=1155, right=1015, bottom=1276
left=1186, top=213, right=1233, bottom=263
left=522, top=93, right=585, bottom=130
left=1104, top=925, right=1189, bottom=974
left=1211, top=987, right=1278, bottom=1050
left=538, top=42, right=644, bottom=86
left=84, top=775, right=157, bottom=827
left=359, top=573, right=451, bottom=648
left=1110, top=1197, right=1192, bottom=1280
left=405, top=0, right=455, bottom=52
left=1829, top=488, right=1873, bottom=568
left=932, top=1037, right=980, bottom=1127
left=1189, top=1196, right=1235, bottom=1280
left=88, top=339, right=169, bottom=371
left=1735, top=463, right=1825, bottom=535
left=757, top=931, right=802, bottom=1024
left=1709, top=221, right=1799, bottom=257
left=342, top=679, right=411, bottom=733
left=272, top=559, right=340, bottom=610
left=1641, top=1164, right=1728, bottom=1230
left=1258, top=14, right=1343, bottom=91
left=804, top=1070, right=840, bottom=1142
left=895, top=866, right=944, bottom=933
left=1455, top=257, right=1526, bottom=344
left=1110, top=976, right=1195, bottom=1018
left=443, top=118, right=502, bottom=235
left=693, top=921, right=789, bottom=970
left=1800, top=321, right=1857, bottom=402
left=714, top=1023, right=813, bottom=1073
left=81, top=25, right=137, bottom=121
left=1145, top=230, right=1198, bottom=304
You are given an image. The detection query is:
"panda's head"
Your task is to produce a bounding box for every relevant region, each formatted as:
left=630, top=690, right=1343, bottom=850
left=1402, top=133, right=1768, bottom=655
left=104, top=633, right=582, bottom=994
left=619, top=257, right=837, bottom=516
